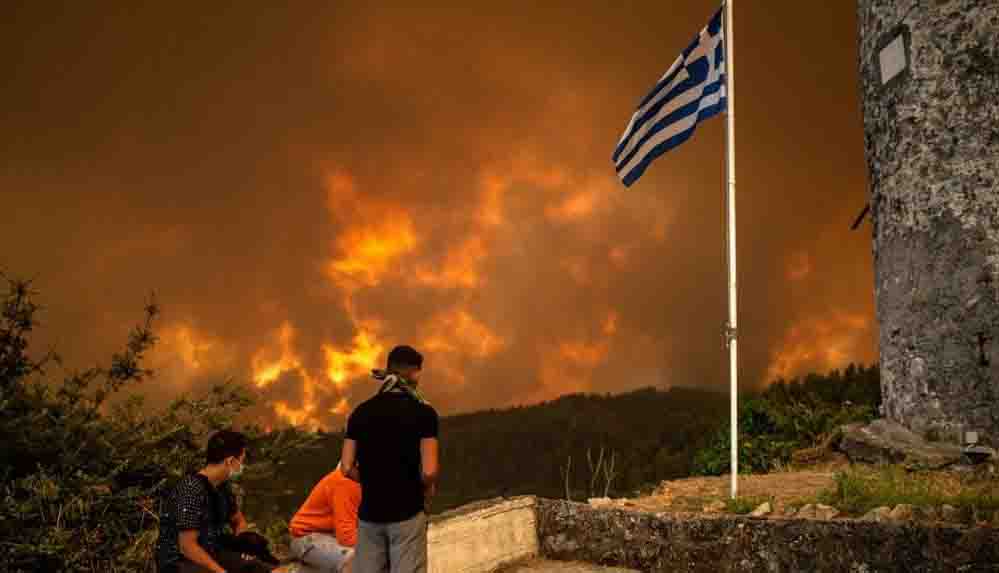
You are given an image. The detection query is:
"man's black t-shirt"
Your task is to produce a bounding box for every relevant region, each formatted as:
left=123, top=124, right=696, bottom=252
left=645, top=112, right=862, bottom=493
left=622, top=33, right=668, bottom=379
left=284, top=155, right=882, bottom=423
left=345, top=391, right=439, bottom=523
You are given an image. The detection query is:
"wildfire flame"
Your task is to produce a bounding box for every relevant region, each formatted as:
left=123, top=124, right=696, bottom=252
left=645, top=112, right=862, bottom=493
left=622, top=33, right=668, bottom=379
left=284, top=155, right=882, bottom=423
left=415, top=236, right=488, bottom=289
left=325, top=170, right=420, bottom=290
left=421, top=308, right=505, bottom=358
left=535, top=310, right=619, bottom=401
left=250, top=320, right=377, bottom=429
left=323, top=330, right=384, bottom=388
left=766, top=312, right=873, bottom=382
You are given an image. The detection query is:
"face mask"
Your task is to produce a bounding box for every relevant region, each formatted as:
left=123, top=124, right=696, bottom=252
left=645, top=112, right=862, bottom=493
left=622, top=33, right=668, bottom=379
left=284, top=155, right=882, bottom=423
left=229, top=458, right=245, bottom=480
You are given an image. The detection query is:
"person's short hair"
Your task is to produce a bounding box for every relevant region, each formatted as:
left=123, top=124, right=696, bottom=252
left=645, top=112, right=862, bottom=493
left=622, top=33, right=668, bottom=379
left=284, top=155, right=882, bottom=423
left=206, top=430, right=248, bottom=465
left=387, top=345, right=423, bottom=371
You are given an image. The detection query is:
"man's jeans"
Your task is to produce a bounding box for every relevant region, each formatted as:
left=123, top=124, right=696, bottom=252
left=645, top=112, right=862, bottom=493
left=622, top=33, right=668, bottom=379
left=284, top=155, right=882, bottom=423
left=290, top=532, right=355, bottom=572
left=353, top=512, right=427, bottom=573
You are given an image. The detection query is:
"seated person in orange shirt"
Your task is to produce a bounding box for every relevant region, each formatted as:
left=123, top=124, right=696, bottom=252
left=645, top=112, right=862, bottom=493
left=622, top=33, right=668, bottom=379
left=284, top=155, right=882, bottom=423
left=289, top=462, right=362, bottom=573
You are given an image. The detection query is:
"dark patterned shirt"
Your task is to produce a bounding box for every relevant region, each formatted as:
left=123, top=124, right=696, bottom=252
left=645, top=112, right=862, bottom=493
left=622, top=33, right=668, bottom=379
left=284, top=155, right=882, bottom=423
left=156, top=473, right=236, bottom=571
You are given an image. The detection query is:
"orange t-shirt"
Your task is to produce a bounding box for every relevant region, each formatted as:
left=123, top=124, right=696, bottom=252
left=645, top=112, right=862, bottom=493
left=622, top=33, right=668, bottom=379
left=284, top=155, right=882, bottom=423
left=289, top=469, right=362, bottom=546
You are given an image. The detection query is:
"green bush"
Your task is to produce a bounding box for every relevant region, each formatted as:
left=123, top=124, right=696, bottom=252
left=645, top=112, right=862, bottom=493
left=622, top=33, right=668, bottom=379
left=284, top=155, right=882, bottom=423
left=818, top=466, right=999, bottom=519
left=691, top=367, right=880, bottom=476
left=0, top=274, right=317, bottom=572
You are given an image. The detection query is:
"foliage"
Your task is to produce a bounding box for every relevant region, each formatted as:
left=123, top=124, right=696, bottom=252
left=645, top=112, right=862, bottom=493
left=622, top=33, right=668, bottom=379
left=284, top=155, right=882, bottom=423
left=691, top=364, right=881, bottom=476
left=724, top=495, right=772, bottom=515
left=818, top=465, right=999, bottom=519
left=0, top=274, right=318, bottom=572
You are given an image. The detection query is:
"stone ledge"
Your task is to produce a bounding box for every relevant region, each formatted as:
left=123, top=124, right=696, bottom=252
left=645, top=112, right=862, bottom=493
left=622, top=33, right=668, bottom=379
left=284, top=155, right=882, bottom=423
left=428, top=496, right=539, bottom=573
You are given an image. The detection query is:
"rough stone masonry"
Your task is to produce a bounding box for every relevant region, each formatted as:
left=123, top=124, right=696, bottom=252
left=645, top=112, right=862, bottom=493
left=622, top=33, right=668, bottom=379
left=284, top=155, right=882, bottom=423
left=857, top=0, right=999, bottom=445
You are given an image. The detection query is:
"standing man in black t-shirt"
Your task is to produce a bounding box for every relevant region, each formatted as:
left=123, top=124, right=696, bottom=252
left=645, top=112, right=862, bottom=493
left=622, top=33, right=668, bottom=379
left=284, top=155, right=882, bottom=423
left=341, top=345, right=439, bottom=573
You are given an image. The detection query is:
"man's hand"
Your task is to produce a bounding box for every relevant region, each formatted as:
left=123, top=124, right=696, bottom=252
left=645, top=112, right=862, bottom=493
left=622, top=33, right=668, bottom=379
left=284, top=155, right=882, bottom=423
left=423, top=482, right=436, bottom=514
left=342, top=552, right=355, bottom=573
left=231, top=510, right=250, bottom=535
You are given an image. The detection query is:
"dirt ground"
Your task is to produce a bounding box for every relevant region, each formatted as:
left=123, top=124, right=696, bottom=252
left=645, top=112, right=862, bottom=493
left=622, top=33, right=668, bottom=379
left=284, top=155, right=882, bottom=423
left=599, top=456, right=850, bottom=514
left=496, top=559, right=639, bottom=572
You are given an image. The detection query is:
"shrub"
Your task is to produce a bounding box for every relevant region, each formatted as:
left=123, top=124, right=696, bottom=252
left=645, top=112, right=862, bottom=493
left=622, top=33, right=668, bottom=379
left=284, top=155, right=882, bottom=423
left=691, top=368, right=880, bottom=476
left=0, top=274, right=317, bottom=572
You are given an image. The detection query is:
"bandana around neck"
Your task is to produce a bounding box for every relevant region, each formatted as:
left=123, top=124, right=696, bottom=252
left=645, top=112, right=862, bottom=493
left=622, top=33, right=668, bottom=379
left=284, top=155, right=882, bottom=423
left=372, top=369, right=429, bottom=405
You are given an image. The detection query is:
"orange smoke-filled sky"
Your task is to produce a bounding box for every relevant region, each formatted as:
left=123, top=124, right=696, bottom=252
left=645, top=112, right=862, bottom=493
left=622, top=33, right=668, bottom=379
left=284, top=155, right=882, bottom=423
left=1, top=1, right=876, bottom=429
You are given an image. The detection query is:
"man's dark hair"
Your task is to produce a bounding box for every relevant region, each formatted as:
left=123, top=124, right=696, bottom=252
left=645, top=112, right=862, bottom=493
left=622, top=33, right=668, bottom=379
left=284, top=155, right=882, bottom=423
left=206, top=430, right=248, bottom=465
left=387, top=345, right=423, bottom=371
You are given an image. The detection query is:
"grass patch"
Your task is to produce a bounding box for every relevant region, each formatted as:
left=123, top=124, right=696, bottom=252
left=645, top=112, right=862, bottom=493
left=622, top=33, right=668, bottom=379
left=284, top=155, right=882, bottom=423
left=725, top=495, right=773, bottom=514
left=783, top=497, right=819, bottom=513
left=818, top=465, right=999, bottom=519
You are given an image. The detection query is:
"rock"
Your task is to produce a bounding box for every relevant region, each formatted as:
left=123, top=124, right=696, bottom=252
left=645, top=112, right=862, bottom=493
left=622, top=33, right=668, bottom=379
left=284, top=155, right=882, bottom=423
left=749, top=502, right=772, bottom=517
left=941, top=504, right=963, bottom=522
left=587, top=497, right=613, bottom=507
left=918, top=506, right=939, bottom=522
left=795, top=504, right=817, bottom=519
left=838, top=420, right=964, bottom=469
left=703, top=500, right=726, bottom=513
left=814, top=504, right=840, bottom=520
left=961, top=445, right=997, bottom=466
left=791, top=433, right=841, bottom=465
left=861, top=507, right=892, bottom=522
left=889, top=504, right=915, bottom=521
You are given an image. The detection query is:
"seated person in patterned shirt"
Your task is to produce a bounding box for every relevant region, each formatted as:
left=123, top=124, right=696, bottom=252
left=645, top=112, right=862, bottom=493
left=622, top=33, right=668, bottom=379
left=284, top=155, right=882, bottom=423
left=156, top=430, right=282, bottom=573
left=289, top=461, right=362, bottom=573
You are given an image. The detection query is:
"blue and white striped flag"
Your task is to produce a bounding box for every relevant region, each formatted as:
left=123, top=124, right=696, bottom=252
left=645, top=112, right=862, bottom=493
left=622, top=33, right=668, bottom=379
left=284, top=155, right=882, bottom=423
left=613, top=7, right=727, bottom=187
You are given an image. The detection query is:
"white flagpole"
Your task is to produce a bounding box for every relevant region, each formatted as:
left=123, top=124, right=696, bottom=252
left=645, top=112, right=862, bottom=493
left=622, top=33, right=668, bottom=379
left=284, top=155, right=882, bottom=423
left=723, top=0, right=739, bottom=500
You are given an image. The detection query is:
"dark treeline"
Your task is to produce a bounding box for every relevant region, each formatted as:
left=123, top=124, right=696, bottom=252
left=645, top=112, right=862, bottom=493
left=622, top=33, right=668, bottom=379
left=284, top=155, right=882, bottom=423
left=246, top=364, right=881, bottom=523
left=245, top=386, right=729, bottom=523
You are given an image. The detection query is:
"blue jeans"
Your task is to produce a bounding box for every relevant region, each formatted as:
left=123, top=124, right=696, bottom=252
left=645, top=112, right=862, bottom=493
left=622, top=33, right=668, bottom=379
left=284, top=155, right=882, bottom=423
left=290, top=533, right=354, bottom=573
left=353, top=512, right=427, bottom=573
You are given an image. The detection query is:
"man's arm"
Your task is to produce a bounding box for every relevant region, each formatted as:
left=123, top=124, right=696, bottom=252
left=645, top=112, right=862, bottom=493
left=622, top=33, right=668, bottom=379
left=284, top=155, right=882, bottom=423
left=230, top=510, right=249, bottom=534
left=420, top=437, right=439, bottom=510
left=172, top=479, right=224, bottom=572
left=179, top=530, right=226, bottom=573
left=225, top=484, right=249, bottom=534
left=342, top=408, right=362, bottom=482
left=420, top=407, right=440, bottom=511
left=333, top=479, right=361, bottom=547
left=340, top=438, right=360, bottom=482
left=420, top=438, right=439, bottom=486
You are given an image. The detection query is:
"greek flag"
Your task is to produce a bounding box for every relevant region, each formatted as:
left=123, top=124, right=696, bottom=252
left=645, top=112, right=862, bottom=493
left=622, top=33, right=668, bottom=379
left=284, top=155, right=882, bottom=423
left=613, top=7, right=727, bottom=187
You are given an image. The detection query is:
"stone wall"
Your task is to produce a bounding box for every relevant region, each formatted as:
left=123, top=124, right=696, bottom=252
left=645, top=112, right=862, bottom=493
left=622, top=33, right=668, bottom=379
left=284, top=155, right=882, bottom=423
left=535, top=498, right=999, bottom=572
left=857, top=1, right=999, bottom=443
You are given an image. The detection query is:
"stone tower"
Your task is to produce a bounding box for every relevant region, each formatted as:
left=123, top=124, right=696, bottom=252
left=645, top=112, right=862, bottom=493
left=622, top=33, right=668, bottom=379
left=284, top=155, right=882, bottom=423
left=857, top=1, right=999, bottom=445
